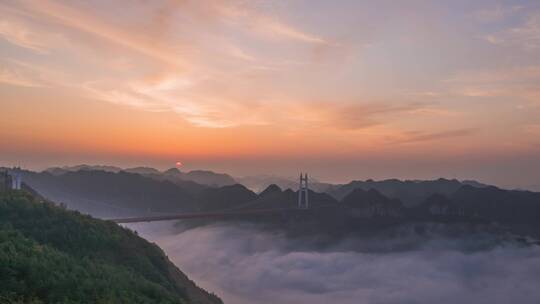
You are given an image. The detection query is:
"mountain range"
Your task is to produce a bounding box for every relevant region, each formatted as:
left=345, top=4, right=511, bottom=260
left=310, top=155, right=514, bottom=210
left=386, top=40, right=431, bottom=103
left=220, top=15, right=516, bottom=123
left=10, top=166, right=540, bottom=238
left=45, top=165, right=237, bottom=188
left=236, top=174, right=334, bottom=193
left=326, top=178, right=489, bottom=206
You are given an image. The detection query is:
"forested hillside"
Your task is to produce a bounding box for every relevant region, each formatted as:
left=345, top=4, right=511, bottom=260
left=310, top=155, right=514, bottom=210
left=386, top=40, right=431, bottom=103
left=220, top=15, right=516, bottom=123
left=0, top=190, right=222, bottom=304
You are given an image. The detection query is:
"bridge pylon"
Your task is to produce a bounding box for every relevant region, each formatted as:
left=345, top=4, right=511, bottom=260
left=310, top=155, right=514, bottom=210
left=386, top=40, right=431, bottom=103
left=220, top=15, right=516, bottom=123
left=298, top=173, right=309, bottom=209
left=8, top=167, right=22, bottom=190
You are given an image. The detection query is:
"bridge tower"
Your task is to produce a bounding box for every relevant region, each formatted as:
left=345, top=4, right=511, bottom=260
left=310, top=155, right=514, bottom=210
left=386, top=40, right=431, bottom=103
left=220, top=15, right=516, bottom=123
left=9, top=167, right=22, bottom=190
left=298, top=173, right=309, bottom=209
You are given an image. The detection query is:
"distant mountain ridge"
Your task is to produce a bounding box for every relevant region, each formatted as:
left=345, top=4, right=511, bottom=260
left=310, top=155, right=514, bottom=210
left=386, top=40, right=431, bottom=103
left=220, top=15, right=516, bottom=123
left=17, top=167, right=540, bottom=234
left=46, top=164, right=123, bottom=175
left=124, top=166, right=162, bottom=175
left=342, top=188, right=405, bottom=218
left=162, top=168, right=237, bottom=187
left=22, top=170, right=200, bottom=218
left=236, top=174, right=333, bottom=193
left=22, top=169, right=257, bottom=217
left=173, top=181, right=540, bottom=238
left=45, top=165, right=237, bottom=188
left=327, top=178, right=489, bottom=207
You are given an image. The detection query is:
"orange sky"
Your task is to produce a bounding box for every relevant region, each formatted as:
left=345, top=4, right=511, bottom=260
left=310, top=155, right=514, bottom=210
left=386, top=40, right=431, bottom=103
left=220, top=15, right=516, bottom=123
left=1, top=0, right=540, bottom=188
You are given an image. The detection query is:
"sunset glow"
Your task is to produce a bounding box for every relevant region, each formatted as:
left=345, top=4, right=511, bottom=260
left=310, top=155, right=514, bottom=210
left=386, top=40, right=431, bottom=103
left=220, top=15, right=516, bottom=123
left=1, top=0, right=539, bottom=188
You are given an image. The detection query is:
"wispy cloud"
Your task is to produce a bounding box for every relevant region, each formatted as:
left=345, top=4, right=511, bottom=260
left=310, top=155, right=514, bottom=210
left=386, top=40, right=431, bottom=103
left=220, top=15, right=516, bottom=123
left=484, top=11, right=540, bottom=50
left=0, top=19, right=49, bottom=52
left=474, top=4, right=524, bottom=23
left=83, top=75, right=272, bottom=128
left=252, top=17, right=327, bottom=44
left=0, top=59, right=66, bottom=87
left=17, top=0, right=190, bottom=68
left=445, top=65, right=540, bottom=106
left=0, top=0, right=334, bottom=129
left=392, top=128, right=477, bottom=144
left=217, top=2, right=328, bottom=44
left=309, top=102, right=427, bottom=130
left=0, top=66, right=43, bottom=87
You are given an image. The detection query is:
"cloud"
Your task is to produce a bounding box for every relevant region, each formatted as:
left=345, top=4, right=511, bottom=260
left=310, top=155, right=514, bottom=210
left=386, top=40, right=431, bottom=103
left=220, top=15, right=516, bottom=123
left=216, top=2, right=328, bottom=44
left=82, top=76, right=273, bottom=128
left=0, top=1, right=415, bottom=137
left=392, top=128, right=477, bottom=144
left=0, top=0, right=335, bottom=129
left=252, top=17, right=327, bottom=44
left=0, top=59, right=67, bottom=87
left=0, top=65, right=43, bottom=87
left=314, top=102, right=427, bottom=130
left=474, top=4, right=524, bottom=23
left=129, top=222, right=540, bottom=304
left=16, top=0, right=190, bottom=68
left=484, top=11, right=540, bottom=50
left=82, top=68, right=430, bottom=129
left=0, top=19, right=49, bottom=52
left=445, top=66, right=540, bottom=106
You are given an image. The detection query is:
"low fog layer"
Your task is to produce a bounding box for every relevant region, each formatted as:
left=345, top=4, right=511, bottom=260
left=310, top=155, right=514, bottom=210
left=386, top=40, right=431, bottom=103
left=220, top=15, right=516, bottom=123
left=129, top=222, right=540, bottom=304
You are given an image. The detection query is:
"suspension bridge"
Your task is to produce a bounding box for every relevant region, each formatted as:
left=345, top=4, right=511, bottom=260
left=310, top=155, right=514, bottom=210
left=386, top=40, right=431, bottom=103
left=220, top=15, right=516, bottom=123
left=110, top=207, right=301, bottom=223
left=110, top=173, right=312, bottom=224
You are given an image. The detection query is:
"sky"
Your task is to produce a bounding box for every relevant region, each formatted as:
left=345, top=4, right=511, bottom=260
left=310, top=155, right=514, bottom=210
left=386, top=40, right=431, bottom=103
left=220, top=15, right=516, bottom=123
left=1, top=0, right=539, bottom=188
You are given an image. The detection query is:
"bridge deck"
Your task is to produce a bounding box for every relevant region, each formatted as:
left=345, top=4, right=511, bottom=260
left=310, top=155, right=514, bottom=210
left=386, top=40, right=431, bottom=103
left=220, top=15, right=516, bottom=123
left=110, top=207, right=299, bottom=223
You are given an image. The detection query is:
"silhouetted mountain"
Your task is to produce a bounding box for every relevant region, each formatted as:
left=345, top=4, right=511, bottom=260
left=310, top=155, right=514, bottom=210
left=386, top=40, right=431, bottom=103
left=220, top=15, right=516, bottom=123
left=450, top=185, right=540, bottom=223
left=44, top=165, right=237, bottom=188
left=123, top=166, right=161, bottom=175
left=164, top=168, right=182, bottom=175
left=160, top=168, right=236, bottom=187
left=141, top=172, right=209, bottom=196
left=122, top=167, right=209, bottom=192
left=524, top=184, right=540, bottom=192
left=251, top=187, right=297, bottom=209
left=44, top=167, right=69, bottom=176
left=408, top=185, right=540, bottom=226
left=259, top=184, right=283, bottom=197
left=185, top=170, right=236, bottom=187
left=21, top=170, right=199, bottom=218
left=239, top=187, right=338, bottom=211
left=185, top=182, right=540, bottom=240
left=328, top=178, right=484, bottom=206
left=18, top=168, right=540, bottom=236
left=46, top=164, right=123, bottom=175
left=307, top=190, right=340, bottom=207
left=197, top=184, right=258, bottom=211
left=236, top=175, right=334, bottom=193
left=236, top=175, right=293, bottom=192
left=341, top=188, right=405, bottom=218
left=462, top=180, right=489, bottom=188
left=412, top=193, right=456, bottom=218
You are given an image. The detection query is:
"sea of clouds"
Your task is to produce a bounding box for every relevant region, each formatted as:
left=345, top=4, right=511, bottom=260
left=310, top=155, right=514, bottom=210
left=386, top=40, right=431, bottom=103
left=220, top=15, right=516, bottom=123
left=128, top=222, right=540, bottom=304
